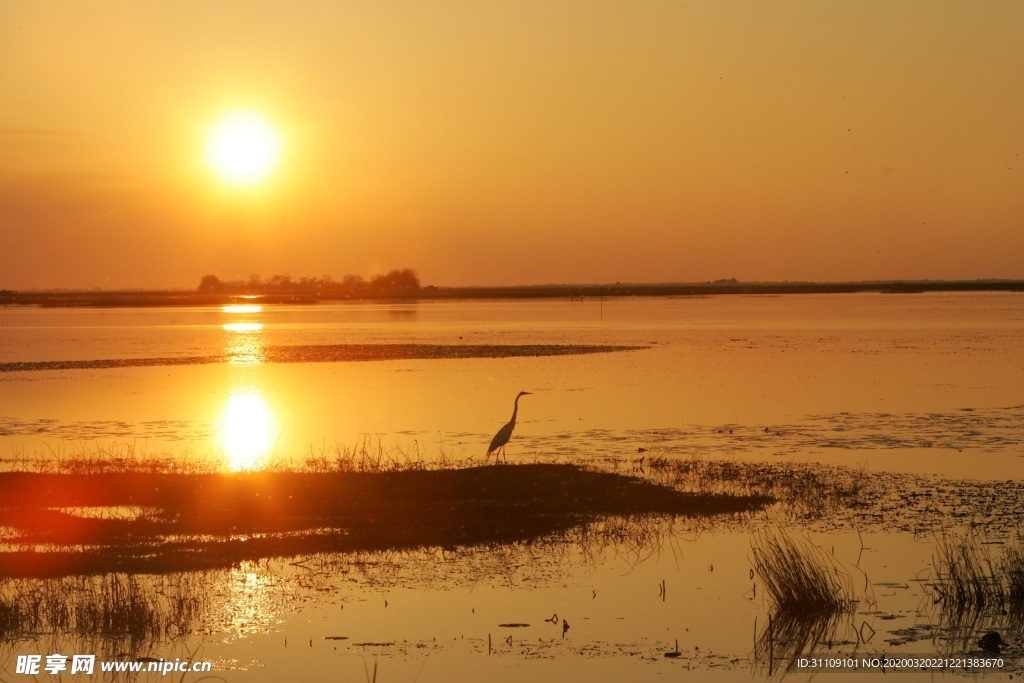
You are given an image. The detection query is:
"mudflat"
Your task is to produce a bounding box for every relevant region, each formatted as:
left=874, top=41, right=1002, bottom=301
left=0, top=464, right=769, bottom=577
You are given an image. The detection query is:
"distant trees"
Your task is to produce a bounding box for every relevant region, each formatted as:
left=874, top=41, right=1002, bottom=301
left=196, top=269, right=421, bottom=298
left=197, top=275, right=222, bottom=292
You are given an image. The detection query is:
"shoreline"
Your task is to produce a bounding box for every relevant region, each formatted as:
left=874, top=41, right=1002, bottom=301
left=2, top=279, right=1023, bottom=308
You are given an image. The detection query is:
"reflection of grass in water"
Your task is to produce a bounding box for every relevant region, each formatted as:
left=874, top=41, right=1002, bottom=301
left=751, top=528, right=856, bottom=678
left=0, top=514, right=696, bottom=659
left=752, top=527, right=854, bottom=615
left=755, top=610, right=853, bottom=677
left=0, top=573, right=205, bottom=655
left=290, top=513, right=700, bottom=592
left=922, top=534, right=1024, bottom=661
left=931, top=607, right=1013, bottom=656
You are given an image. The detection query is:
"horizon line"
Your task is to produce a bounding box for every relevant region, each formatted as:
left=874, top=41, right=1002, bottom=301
left=5, top=276, right=1024, bottom=295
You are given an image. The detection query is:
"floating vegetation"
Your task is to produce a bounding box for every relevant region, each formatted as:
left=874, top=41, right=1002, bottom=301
left=613, top=406, right=1024, bottom=459
left=643, top=455, right=870, bottom=521
left=751, top=527, right=854, bottom=615
left=0, top=343, right=645, bottom=373
left=618, top=450, right=1024, bottom=535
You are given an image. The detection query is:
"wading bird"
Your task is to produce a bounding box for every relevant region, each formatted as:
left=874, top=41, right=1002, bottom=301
left=486, top=391, right=531, bottom=462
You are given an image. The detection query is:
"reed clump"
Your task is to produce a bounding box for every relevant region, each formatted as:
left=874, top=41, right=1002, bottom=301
left=752, top=527, right=854, bottom=615
left=1005, top=544, right=1024, bottom=611
left=932, top=534, right=1024, bottom=618
left=0, top=573, right=206, bottom=650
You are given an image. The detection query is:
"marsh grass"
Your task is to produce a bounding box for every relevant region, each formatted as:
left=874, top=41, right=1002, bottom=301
left=752, top=527, right=854, bottom=615
left=0, top=573, right=205, bottom=653
left=931, top=533, right=1024, bottom=621
left=642, top=453, right=869, bottom=520
left=1, top=441, right=223, bottom=475
left=1006, top=544, right=1024, bottom=616
left=0, top=463, right=769, bottom=577
left=3, top=434, right=471, bottom=477
left=933, top=534, right=1003, bottom=613
left=299, top=434, right=471, bottom=473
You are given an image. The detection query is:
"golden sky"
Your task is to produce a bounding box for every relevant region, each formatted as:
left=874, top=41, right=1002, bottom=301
left=1, top=1, right=1021, bottom=288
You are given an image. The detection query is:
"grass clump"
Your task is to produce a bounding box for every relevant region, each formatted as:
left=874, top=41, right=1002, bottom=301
left=0, top=573, right=205, bottom=654
left=933, top=534, right=1003, bottom=613
left=752, top=527, right=854, bottom=615
left=932, top=534, right=1024, bottom=619
left=1005, top=543, right=1024, bottom=611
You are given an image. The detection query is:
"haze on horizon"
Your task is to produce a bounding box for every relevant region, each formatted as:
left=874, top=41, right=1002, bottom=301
left=1, top=1, right=1021, bottom=290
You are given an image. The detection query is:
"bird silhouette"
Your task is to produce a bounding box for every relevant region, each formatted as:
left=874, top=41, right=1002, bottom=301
left=486, top=391, right=531, bottom=462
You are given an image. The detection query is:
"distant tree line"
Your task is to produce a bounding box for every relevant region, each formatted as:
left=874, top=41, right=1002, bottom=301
left=197, top=269, right=421, bottom=298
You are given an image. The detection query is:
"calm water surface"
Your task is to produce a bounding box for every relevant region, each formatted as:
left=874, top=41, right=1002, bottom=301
left=2, top=292, right=1021, bottom=477
left=1, top=292, right=1022, bottom=681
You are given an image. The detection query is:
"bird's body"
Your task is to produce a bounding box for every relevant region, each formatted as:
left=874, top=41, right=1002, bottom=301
left=979, top=631, right=1005, bottom=653
left=487, top=391, right=531, bottom=461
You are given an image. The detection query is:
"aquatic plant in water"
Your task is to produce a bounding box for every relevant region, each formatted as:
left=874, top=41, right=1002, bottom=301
left=0, top=573, right=206, bottom=655
left=932, top=533, right=1024, bottom=621
left=751, top=527, right=854, bottom=615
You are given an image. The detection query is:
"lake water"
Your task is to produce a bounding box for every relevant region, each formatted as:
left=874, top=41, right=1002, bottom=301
left=1, top=292, right=1022, bottom=681
left=3, top=292, right=1022, bottom=477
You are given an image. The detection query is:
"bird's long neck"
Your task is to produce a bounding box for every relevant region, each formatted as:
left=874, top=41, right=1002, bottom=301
left=509, top=396, right=521, bottom=425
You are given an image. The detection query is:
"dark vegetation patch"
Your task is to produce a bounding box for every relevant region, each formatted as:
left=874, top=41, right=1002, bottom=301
left=751, top=527, right=854, bottom=615
left=930, top=534, right=1024, bottom=621
left=5, top=278, right=1024, bottom=308
left=0, top=343, right=644, bottom=373
left=0, top=465, right=768, bottom=577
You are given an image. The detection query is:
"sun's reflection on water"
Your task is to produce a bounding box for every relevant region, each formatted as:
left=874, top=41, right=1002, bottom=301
left=214, top=562, right=291, bottom=635
left=223, top=322, right=263, bottom=333
left=221, top=304, right=263, bottom=314
left=218, top=305, right=275, bottom=470
left=222, top=305, right=266, bottom=365
left=223, top=328, right=266, bottom=365
left=220, top=391, right=275, bottom=471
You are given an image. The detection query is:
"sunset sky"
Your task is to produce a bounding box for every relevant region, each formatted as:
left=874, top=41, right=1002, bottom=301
left=2, top=1, right=1021, bottom=289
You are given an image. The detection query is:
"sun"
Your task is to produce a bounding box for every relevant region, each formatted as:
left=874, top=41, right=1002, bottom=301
left=205, top=111, right=282, bottom=187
